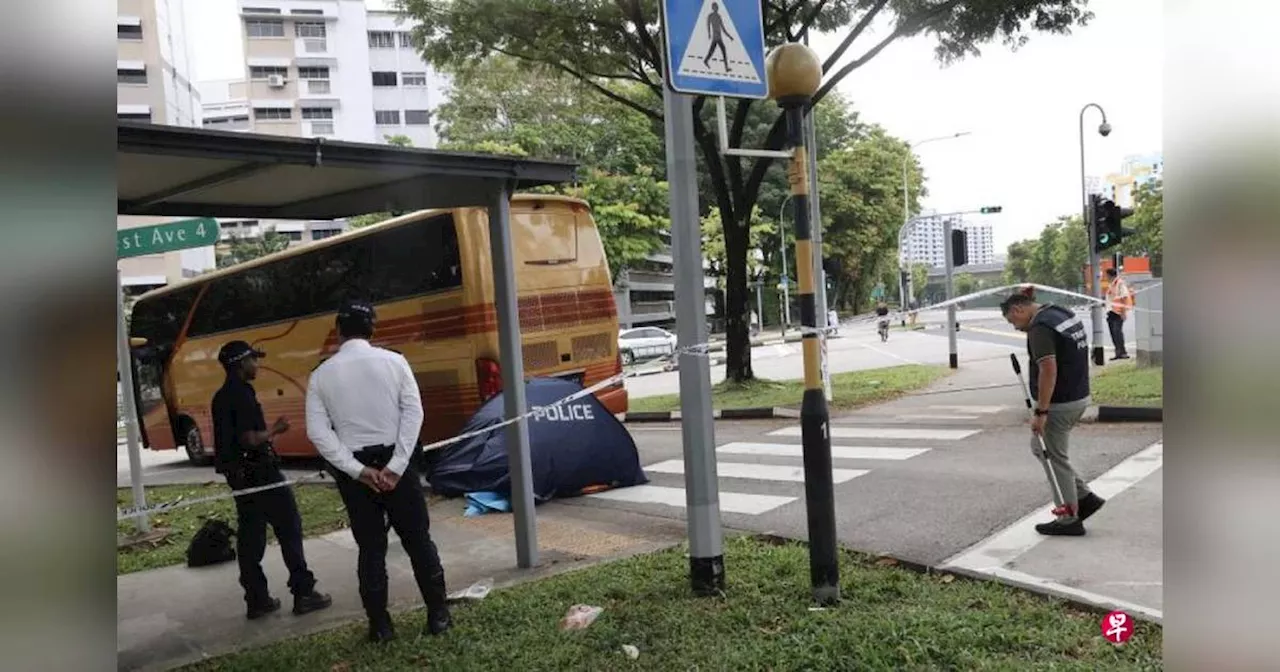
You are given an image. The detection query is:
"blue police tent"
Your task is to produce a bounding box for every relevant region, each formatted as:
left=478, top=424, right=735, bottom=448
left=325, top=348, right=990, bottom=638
left=423, top=377, right=648, bottom=503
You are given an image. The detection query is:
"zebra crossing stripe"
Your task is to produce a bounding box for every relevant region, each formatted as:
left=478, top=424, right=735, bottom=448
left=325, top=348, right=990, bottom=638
left=585, top=485, right=795, bottom=515
left=927, top=405, right=1008, bottom=413
left=644, top=459, right=868, bottom=484
left=769, top=426, right=981, bottom=441
left=717, top=442, right=929, bottom=461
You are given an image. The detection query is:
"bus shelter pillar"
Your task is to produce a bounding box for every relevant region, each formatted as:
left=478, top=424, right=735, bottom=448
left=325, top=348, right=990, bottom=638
left=487, top=182, right=538, bottom=569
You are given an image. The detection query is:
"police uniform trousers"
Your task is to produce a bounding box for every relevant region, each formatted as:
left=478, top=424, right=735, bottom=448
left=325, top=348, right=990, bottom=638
left=225, top=463, right=316, bottom=607
left=332, top=445, right=447, bottom=625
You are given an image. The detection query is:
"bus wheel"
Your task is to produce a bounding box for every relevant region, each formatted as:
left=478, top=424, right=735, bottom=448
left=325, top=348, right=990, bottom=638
left=182, top=420, right=212, bottom=467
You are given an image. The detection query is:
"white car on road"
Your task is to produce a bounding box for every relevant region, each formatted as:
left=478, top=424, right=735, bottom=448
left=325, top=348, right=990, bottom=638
left=617, top=326, right=677, bottom=365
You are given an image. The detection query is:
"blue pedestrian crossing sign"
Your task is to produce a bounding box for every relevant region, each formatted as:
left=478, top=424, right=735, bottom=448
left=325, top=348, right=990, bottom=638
left=661, top=0, right=769, bottom=99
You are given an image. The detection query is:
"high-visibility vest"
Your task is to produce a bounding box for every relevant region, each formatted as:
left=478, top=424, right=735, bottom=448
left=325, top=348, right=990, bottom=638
left=1106, top=277, right=1133, bottom=315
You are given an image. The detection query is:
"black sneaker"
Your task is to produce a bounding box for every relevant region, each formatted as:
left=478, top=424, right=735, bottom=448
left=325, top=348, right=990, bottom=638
left=1035, top=519, right=1085, bottom=536
left=247, top=597, right=282, bottom=620
left=368, top=619, right=396, bottom=644
left=1078, top=493, right=1107, bottom=522
left=427, top=606, right=452, bottom=636
left=293, top=591, right=333, bottom=616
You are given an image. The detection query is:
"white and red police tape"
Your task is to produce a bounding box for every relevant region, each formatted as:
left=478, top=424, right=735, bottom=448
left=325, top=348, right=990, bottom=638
left=117, top=279, right=1161, bottom=522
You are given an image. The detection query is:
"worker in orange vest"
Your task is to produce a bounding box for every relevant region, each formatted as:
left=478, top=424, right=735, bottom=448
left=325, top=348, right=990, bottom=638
left=1103, top=268, right=1133, bottom=360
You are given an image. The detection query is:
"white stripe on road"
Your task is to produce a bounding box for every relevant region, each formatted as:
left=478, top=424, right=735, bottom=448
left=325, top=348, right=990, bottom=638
left=585, top=485, right=795, bottom=515
left=857, top=341, right=921, bottom=365
left=927, top=405, right=1009, bottom=414
left=644, top=459, right=868, bottom=484
left=893, top=414, right=981, bottom=421
left=717, top=442, right=930, bottom=461
left=769, top=426, right=981, bottom=441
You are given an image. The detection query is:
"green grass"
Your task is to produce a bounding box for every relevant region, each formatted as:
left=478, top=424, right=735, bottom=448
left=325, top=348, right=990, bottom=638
left=629, top=364, right=951, bottom=413
left=117, top=483, right=350, bottom=575
left=182, top=535, right=1162, bottom=671
left=1091, top=360, right=1163, bottom=407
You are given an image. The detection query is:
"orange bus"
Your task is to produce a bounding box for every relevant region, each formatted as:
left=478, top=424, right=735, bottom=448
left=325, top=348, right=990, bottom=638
left=127, top=195, right=628, bottom=464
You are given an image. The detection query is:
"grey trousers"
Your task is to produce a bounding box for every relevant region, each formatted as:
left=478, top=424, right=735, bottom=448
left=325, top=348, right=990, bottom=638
left=1031, top=399, right=1092, bottom=520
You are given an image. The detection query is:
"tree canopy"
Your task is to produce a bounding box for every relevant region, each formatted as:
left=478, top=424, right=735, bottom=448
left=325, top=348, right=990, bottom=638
left=398, top=0, right=1096, bottom=381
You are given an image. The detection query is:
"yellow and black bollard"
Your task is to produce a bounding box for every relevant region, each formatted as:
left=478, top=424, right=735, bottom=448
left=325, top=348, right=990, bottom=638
left=766, top=42, right=839, bottom=606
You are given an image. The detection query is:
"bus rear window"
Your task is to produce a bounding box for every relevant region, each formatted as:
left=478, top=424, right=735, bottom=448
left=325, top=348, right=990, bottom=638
left=518, top=208, right=578, bottom=266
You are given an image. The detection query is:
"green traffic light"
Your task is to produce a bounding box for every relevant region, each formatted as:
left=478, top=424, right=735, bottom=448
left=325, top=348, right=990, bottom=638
left=979, top=206, right=1003, bottom=214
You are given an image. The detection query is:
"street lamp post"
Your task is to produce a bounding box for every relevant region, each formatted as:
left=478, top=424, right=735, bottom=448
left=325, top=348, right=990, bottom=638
left=899, top=132, right=970, bottom=325
left=1078, top=103, right=1111, bottom=366
left=767, top=41, right=839, bottom=607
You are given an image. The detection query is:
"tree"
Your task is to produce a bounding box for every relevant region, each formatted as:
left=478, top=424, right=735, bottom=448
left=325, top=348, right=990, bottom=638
left=433, top=55, right=669, bottom=275
left=1120, top=179, right=1162, bottom=276
left=1003, top=239, right=1033, bottom=284
left=567, top=167, right=670, bottom=280
left=217, top=231, right=290, bottom=268
left=400, top=0, right=1094, bottom=382
left=817, top=126, right=922, bottom=313
left=954, top=272, right=976, bottom=297
left=1002, top=215, right=1088, bottom=291
left=911, top=263, right=930, bottom=303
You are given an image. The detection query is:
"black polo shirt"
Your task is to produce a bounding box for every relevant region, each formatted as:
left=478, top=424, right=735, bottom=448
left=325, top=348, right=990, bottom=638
left=211, top=376, right=267, bottom=474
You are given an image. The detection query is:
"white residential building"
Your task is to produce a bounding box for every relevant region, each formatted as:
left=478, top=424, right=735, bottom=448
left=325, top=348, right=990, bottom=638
left=117, top=0, right=215, bottom=294
left=208, top=0, right=449, bottom=147
left=904, top=215, right=996, bottom=269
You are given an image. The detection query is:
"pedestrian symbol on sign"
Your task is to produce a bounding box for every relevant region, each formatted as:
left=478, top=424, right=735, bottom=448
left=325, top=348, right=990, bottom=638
left=677, top=0, right=762, bottom=84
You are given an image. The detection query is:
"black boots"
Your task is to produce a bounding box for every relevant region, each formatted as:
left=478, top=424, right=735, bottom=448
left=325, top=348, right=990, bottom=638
left=427, top=605, right=452, bottom=636
left=1078, top=492, right=1107, bottom=522
left=246, top=597, right=281, bottom=620
left=293, top=590, right=333, bottom=616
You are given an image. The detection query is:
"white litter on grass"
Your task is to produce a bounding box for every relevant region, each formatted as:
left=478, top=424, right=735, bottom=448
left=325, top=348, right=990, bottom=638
left=621, top=644, right=640, bottom=659
left=559, top=604, right=604, bottom=630
left=447, top=577, right=493, bottom=602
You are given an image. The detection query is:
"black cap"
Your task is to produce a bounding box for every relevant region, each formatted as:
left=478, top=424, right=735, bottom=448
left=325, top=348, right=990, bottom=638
left=337, top=299, right=376, bottom=323
left=218, top=340, right=265, bottom=366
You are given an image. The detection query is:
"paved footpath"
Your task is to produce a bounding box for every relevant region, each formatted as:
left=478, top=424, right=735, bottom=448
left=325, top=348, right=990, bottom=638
left=118, top=499, right=687, bottom=671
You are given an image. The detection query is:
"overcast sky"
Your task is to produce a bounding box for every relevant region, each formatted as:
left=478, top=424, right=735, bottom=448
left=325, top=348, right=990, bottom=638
left=187, top=0, right=1162, bottom=252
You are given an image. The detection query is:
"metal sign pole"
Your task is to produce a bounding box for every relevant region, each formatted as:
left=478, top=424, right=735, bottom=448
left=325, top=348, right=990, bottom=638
left=942, top=218, right=959, bottom=369
left=664, top=83, right=725, bottom=596
left=117, top=268, right=149, bottom=532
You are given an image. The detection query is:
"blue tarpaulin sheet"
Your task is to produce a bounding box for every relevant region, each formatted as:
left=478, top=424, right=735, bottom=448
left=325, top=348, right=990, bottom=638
left=463, top=491, right=512, bottom=517
left=423, top=378, right=648, bottom=502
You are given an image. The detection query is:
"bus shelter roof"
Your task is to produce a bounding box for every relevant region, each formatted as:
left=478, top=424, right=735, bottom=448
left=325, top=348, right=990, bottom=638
left=117, top=122, right=578, bottom=219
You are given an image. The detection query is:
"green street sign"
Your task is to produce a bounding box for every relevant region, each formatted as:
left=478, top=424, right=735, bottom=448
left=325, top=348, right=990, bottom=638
left=118, top=217, right=220, bottom=258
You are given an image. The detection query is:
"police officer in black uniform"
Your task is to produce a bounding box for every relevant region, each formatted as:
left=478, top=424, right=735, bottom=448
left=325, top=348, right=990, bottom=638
left=212, top=340, right=332, bottom=619
left=1000, top=294, right=1106, bottom=536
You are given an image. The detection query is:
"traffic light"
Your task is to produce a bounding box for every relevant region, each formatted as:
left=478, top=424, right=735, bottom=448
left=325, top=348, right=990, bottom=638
left=1092, top=195, right=1135, bottom=252
left=979, top=205, right=1003, bottom=214
left=950, top=228, right=969, bottom=266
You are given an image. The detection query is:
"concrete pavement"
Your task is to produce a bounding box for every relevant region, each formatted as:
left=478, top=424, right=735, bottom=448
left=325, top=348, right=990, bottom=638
left=118, top=494, right=688, bottom=671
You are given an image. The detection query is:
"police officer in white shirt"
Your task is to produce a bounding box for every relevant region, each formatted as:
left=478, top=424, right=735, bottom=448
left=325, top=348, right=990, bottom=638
left=305, top=299, right=451, bottom=642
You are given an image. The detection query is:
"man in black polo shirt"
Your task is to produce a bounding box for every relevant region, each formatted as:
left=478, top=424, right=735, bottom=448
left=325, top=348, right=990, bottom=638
left=212, top=340, right=332, bottom=619
left=1000, top=294, right=1106, bottom=536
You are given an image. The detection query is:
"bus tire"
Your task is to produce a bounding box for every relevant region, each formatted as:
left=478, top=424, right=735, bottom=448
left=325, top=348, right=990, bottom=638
left=181, top=419, right=212, bottom=467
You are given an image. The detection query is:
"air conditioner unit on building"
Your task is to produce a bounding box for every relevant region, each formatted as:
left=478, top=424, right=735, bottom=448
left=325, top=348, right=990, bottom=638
left=267, top=74, right=286, bottom=88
